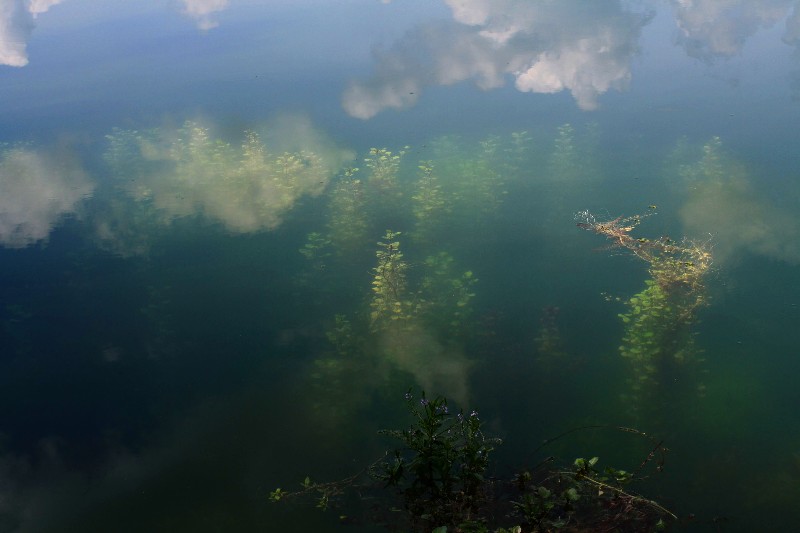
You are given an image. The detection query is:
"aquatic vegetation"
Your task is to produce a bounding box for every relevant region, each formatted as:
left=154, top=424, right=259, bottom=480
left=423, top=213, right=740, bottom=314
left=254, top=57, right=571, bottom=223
left=298, top=128, right=617, bottom=420
left=505, top=130, right=534, bottom=176
left=534, top=306, right=567, bottom=362
left=418, top=252, right=477, bottom=338
left=364, top=146, right=407, bottom=190
left=298, top=232, right=332, bottom=268
left=370, top=230, right=414, bottom=331
left=546, top=122, right=603, bottom=195
left=295, top=232, right=334, bottom=287
left=369, top=234, right=478, bottom=335
left=687, top=136, right=726, bottom=182
left=410, top=160, right=450, bottom=244
left=550, top=123, right=580, bottom=182
left=670, top=135, right=800, bottom=264
left=577, top=209, right=712, bottom=414
left=305, top=223, right=481, bottom=413
left=306, top=313, right=378, bottom=426
left=364, top=147, right=408, bottom=220
left=271, top=391, right=675, bottom=532
left=576, top=209, right=712, bottom=296
left=452, top=138, right=508, bottom=222
left=103, top=121, right=339, bottom=234
left=325, top=314, right=359, bottom=358
left=326, top=167, right=370, bottom=256
left=421, top=134, right=515, bottom=228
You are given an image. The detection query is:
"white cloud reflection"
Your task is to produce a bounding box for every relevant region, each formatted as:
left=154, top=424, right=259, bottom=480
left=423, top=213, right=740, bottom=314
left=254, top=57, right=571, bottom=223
left=102, top=116, right=353, bottom=241
left=179, top=0, right=229, bottom=31
left=667, top=0, right=793, bottom=61
left=0, top=145, right=93, bottom=248
left=0, top=0, right=230, bottom=68
left=0, top=0, right=62, bottom=67
left=673, top=137, right=800, bottom=265
left=785, top=1, right=800, bottom=45
left=342, top=0, right=653, bottom=118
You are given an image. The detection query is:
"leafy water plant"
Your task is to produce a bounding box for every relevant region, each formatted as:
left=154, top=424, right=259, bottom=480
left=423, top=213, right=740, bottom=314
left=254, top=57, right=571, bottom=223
left=411, top=161, right=451, bottom=244
left=576, top=209, right=712, bottom=414
left=326, top=166, right=370, bottom=256
left=534, top=306, right=566, bottom=363
left=370, top=230, right=414, bottom=331
left=418, top=252, right=478, bottom=338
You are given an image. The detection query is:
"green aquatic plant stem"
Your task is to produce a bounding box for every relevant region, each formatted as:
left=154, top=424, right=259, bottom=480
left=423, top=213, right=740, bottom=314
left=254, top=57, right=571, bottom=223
left=577, top=209, right=712, bottom=410
left=370, top=230, right=412, bottom=330
left=327, top=167, right=370, bottom=255
left=411, top=161, right=450, bottom=244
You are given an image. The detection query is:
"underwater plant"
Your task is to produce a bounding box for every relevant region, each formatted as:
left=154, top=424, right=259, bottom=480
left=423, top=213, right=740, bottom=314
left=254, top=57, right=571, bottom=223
left=550, top=123, right=580, bottom=183
left=326, top=167, right=371, bottom=257
left=577, top=209, right=712, bottom=415
left=370, top=230, right=413, bottom=331
left=534, top=306, right=567, bottom=363
left=411, top=160, right=451, bottom=245
left=418, top=251, right=478, bottom=339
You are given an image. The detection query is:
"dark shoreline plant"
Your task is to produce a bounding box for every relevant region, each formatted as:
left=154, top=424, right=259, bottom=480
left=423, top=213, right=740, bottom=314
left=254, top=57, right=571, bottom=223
left=270, top=390, right=676, bottom=532
left=373, top=391, right=500, bottom=531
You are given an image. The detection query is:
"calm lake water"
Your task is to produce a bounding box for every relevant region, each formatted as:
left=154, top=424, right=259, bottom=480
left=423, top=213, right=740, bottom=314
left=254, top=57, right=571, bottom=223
left=2, top=1, right=800, bottom=531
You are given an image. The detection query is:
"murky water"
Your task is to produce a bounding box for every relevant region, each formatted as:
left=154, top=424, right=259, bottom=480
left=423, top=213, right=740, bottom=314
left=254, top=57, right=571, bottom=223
left=2, top=1, right=800, bottom=531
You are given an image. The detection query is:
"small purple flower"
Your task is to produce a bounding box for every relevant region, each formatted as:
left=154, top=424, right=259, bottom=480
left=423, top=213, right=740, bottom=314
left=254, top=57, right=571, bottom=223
left=436, top=405, right=449, bottom=415
left=420, top=398, right=429, bottom=407
left=470, top=410, right=478, bottom=418
left=404, top=391, right=412, bottom=400
left=457, top=413, right=464, bottom=422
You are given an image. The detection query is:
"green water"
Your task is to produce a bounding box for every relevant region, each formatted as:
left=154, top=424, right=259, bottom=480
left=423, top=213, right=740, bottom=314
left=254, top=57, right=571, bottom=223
left=2, top=1, right=800, bottom=531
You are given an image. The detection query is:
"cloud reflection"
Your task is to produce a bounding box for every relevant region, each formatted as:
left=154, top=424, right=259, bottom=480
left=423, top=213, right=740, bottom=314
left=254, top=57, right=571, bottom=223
left=0, top=0, right=64, bottom=67
left=667, top=0, right=793, bottom=61
left=102, top=116, right=353, bottom=242
left=342, top=0, right=653, bottom=118
left=0, top=145, right=93, bottom=248
left=673, top=136, right=800, bottom=264
left=179, top=0, right=229, bottom=31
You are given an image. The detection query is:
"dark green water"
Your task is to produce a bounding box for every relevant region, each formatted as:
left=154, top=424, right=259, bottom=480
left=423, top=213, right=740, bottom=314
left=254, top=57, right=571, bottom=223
left=2, top=1, right=800, bottom=532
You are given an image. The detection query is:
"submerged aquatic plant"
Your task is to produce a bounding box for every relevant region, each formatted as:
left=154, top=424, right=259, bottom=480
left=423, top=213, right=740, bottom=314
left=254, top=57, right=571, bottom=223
left=370, top=230, right=413, bottom=331
left=577, top=209, right=712, bottom=414
left=326, top=167, right=370, bottom=256
left=411, top=160, right=451, bottom=245
left=534, top=306, right=567, bottom=362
